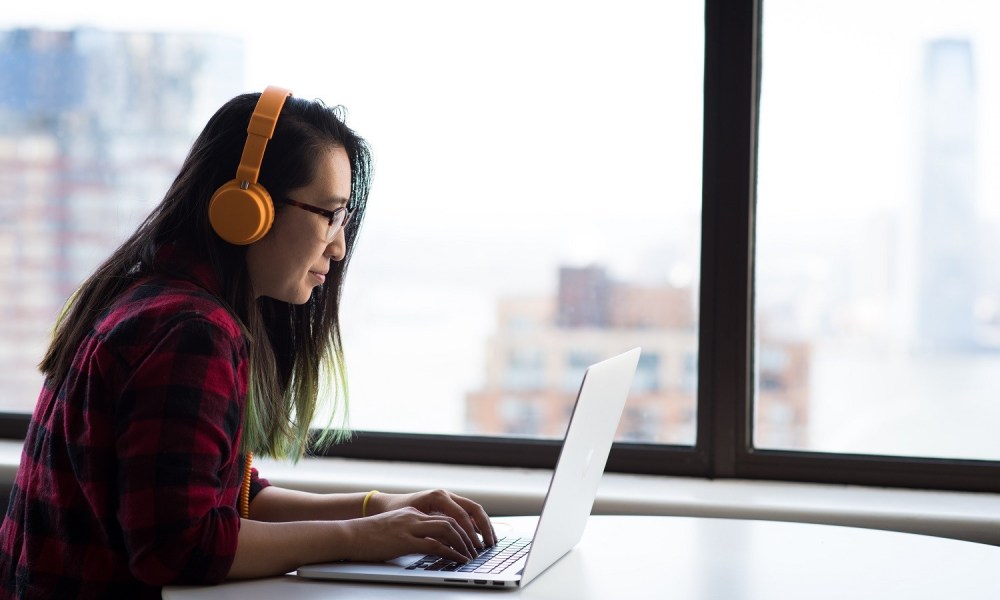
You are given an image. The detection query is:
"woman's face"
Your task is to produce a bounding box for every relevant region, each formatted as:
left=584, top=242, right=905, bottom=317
left=246, top=146, right=352, bottom=304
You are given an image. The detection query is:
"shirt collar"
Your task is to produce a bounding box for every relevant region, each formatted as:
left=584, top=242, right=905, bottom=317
left=152, top=243, right=225, bottom=297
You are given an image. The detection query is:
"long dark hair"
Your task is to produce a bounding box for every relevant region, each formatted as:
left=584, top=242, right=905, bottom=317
left=40, top=91, right=373, bottom=460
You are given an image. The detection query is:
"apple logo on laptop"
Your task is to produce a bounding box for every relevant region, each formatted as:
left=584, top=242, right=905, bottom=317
left=581, top=448, right=595, bottom=479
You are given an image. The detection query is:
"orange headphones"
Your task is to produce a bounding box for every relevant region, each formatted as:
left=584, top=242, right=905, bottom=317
left=208, top=85, right=293, bottom=245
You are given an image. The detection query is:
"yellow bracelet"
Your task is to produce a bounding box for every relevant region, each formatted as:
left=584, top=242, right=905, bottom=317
left=362, top=489, right=380, bottom=517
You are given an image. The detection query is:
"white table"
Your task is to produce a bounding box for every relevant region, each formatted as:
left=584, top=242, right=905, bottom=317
left=164, top=515, right=1000, bottom=599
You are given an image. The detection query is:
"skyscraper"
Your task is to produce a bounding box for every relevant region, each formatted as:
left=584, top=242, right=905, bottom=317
left=0, top=28, right=243, bottom=412
left=916, top=39, right=978, bottom=351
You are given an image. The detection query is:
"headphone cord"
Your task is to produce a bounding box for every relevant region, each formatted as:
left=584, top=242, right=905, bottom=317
left=239, top=452, right=253, bottom=519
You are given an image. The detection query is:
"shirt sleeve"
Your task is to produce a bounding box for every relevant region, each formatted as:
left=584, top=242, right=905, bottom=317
left=249, top=467, right=270, bottom=501
left=111, top=315, right=247, bottom=586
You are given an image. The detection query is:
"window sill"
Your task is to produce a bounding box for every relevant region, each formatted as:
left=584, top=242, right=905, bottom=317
left=1, top=440, right=996, bottom=546
left=256, top=450, right=1000, bottom=546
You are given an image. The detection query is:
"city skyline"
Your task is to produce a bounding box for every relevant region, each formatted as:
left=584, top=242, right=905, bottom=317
left=1, top=22, right=998, bottom=460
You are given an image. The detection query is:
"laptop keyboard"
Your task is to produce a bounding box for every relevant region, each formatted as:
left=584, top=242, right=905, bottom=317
left=405, top=536, right=531, bottom=574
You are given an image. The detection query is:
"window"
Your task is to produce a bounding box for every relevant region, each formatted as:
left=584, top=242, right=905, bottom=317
left=2, top=0, right=998, bottom=493
left=0, top=1, right=706, bottom=447
left=757, top=0, right=1000, bottom=461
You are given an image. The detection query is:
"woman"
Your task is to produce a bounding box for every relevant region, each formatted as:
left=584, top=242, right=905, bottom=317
left=0, top=87, right=495, bottom=598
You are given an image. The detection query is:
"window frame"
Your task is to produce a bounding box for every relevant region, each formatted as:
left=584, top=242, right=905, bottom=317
left=3, top=0, right=999, bottom=494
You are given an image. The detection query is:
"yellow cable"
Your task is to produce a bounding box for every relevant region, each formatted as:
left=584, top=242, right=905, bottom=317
left=239, top=452, right=253, bottom=519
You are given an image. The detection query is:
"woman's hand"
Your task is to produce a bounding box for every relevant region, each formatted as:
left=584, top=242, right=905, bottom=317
left=367, top=489, right=498, bottom=550
left=346, top=507, right=478, bottom=564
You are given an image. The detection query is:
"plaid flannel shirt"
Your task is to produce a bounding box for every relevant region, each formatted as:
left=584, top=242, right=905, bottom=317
left=0, top=245, right=269, bottom=598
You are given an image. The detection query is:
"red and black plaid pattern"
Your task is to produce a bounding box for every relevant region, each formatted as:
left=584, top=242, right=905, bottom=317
left=0, top=246, right=269, bottom=598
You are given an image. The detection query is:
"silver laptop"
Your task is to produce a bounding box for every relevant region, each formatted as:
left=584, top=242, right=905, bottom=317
left=296, top=347, right=641, bottom=589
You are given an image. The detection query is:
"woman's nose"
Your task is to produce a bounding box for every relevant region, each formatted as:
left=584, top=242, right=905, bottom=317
left=325, top=226, right=346, bottom=261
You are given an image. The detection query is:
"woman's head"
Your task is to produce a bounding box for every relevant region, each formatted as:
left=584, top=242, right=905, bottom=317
left=163, top=91, right=372, bottom=304
left=43, top=89, right=372, bottom=460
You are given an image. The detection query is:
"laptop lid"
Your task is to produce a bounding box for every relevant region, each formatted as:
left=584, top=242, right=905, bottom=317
left=519, top=346, right=641, bottom=586
left=295, top=347, right=641, bottom=588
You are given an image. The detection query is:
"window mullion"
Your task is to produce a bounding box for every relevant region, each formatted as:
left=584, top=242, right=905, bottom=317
left=698, top=0, right=761, bottom=478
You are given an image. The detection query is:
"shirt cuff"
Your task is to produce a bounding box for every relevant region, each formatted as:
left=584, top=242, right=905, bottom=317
left=248, top=467, right=271, bottom=502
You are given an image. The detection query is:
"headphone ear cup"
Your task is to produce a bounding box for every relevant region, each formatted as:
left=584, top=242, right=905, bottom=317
left=208, top=181, right=275, bottom=245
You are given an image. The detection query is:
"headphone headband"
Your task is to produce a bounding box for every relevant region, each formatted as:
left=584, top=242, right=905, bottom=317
left=236, top=85, right=292, bottom=186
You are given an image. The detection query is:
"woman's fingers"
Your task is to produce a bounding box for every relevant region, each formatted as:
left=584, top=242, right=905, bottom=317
left=452, top=496, right=497, bottom=547
left=412, top=489, right=497, bottom=549
left=434, top=492, right=497, bottom=549
left=436, top=501, right=483, bottom=551
left=349, top=507, right=476, bottom=563
left=410, top=515, right=478, bottom=562
left=414, top=512, right=478, bottom=558
left=378, top=489, right=499, bottom=554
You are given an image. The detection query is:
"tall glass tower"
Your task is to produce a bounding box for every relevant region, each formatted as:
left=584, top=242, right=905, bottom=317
left=0, top=28, right=243, bottom=411
left=916, top=39, right=978, bottom=351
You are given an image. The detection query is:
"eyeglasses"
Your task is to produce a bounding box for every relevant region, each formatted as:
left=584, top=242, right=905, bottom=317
left=275, top=197, right=354, bottom=243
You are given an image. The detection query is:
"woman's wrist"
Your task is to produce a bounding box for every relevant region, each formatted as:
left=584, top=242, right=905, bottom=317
left=362, top=490, right=380, bottom=517
left=361, top=490, right=400, bottom=517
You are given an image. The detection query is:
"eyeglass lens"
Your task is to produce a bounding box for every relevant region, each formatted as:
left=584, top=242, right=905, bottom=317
left=326, top=208, right=350, bottom=242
